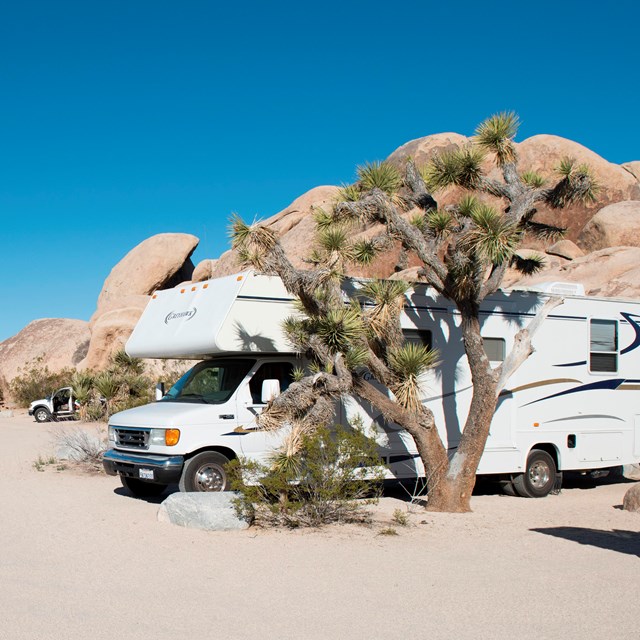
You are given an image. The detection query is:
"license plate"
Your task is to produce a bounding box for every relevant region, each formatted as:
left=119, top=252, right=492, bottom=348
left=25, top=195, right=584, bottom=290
left=139, top=468, right=154, bottom=480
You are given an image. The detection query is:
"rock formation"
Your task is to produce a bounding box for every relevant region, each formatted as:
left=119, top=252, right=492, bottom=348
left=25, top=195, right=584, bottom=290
left=577, top=201, right=640, bottom=252
left=2, top=127, right=640, bottom=395
left=0, top=319, right=90, bottom=394
left=81, top=233, right=200, bottom=370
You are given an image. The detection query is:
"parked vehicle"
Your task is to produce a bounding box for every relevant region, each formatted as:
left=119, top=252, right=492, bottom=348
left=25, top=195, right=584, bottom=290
left=29, top=387, right=78, bottom=423
left=102, top=271, right=640, bottom=498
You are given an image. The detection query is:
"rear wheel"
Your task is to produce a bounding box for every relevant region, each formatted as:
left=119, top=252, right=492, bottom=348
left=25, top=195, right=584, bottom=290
left=513, top=449, right=557, bottom=498
left=121, top=476, right=168, bottom=498
left=34, top=407, right=51, bottom=423
left=179, top=451, right=230, bottom=492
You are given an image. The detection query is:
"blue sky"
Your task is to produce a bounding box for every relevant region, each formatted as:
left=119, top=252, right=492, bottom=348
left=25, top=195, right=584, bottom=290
left=0, top=0, right=638, bottom=342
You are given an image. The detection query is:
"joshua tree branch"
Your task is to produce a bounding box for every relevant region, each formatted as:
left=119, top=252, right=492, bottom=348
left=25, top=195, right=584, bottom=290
left=495, top=296, right=564, bottom=392
left=404, top=160, right=438, bottom=210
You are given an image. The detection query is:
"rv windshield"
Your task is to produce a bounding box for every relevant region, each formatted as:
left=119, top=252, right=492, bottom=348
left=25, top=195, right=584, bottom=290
left=161, top=359, right=255, bottom=405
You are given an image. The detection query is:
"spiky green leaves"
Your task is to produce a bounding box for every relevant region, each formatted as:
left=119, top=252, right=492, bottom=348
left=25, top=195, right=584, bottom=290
left=229, top=214, right=278, bottom=269
left=388, top=343, right=439, bottom=412
left=520, top=171, right=546, bottom=188
left=474, top=111, right=520, bottom=166
left=337, top=183, right=362, bottom=203
left=317, top=307, right=365, bottom=354
left=357, top=161, right=403, bottom=195
left=421, top=146, right=486, bottom=191
left=361, top=279, right=409, bottom=342
left=425, top=209, right=455, bottom=238
left=351, top=239, right=377, bottom=265
left=548, top=157, right=600, bottom=207
left=460, top=203, right=521, bottom=265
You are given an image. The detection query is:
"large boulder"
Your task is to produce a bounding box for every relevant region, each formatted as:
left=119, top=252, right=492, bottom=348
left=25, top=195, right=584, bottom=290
left=514, top=136, right=640, bottom=243
left=83, top=234, right=199, bottom=370
left=577, top=201, right=640, bottom=252
left=509, top=247, right=640, bottom=299
left=622, top=161, right=640, bottom=182
left=546, top=240, right=584, bottom=260
left=80, top=307, right=147, bottom=371
left=96, top=233, right=199, bottom=312
left=192, top=259, right=218, bottom=283
left=157, top=492, right=252, bottom=531
left=0, top=319, right=90, bottom=388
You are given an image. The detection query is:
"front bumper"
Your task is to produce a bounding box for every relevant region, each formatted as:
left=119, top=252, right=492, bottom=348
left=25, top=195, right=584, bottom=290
left=103, top=448, right=184, bottom=484
left=28, top=409, right=34, bottom=416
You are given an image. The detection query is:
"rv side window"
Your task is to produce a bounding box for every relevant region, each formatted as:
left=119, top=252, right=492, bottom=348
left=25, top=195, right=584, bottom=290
left=589, top=319, right=618, bottom=373
left=403, top=329, right=432, bottom=350
left=483, top=337, right=505, bottom=362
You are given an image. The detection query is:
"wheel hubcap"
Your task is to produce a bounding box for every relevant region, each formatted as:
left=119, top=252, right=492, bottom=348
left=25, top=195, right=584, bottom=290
left=529, top=461, right=550, bottom=488
left=194, top=464, right=225, bottom=491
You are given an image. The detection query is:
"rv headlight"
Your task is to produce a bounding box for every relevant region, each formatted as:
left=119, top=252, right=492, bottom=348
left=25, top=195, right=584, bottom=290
left=108, top=426, right=115, bottom=443
left=149, top=428, right=181, bottom=446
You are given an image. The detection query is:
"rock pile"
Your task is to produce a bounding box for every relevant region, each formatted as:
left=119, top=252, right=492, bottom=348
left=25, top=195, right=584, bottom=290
left=1, top=131, right=639, bottom=400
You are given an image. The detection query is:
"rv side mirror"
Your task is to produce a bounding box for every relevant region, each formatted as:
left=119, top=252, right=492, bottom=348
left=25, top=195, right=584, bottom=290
left=155, top=382, right=165, bottom=401
left=261, top=379, right=281, bottom=403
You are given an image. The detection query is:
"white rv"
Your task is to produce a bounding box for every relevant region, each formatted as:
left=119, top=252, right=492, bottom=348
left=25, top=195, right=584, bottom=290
left=102, top=271, right=640, bottom=498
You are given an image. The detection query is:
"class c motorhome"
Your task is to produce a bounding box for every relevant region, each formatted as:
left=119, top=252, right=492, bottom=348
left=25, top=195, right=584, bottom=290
left=102, top=271, right=640, bottom=498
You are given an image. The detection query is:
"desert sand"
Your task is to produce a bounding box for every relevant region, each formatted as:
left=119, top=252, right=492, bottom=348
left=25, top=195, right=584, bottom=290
left=0, top=412, right=638, bottom=640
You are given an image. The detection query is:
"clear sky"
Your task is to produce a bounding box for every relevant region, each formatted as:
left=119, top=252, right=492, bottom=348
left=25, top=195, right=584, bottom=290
left=0, top=0, right=638, bottom=342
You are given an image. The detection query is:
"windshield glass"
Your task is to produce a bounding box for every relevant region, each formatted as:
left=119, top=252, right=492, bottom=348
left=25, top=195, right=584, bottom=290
left=161, top=359, right=255, bottom=405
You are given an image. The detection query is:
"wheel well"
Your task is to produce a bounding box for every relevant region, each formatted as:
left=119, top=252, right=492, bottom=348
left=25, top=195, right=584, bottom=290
left=529, top=443, right=559, bottom=469
left=185, top=446, right=238, bottom=462
left=34, top=405, right=49, bottom=412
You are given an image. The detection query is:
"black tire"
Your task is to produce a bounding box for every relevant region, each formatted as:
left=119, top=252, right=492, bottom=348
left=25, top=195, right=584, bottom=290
left=121, top=476, right=168, bottom=498
left=33, top=407, right=51, bottom=423
left=499, top=478, right=517, bottom=497
left=513, top=449, right=557, bottom=498
left=179, top=451, right=230, bottom=492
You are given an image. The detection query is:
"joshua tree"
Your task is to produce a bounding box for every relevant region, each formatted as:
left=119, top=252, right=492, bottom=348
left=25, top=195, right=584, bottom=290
left=231, top=112, right=598, bottom=512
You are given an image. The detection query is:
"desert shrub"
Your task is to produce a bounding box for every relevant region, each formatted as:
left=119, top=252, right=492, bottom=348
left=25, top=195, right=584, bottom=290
left=53, top=427, right=108, bottom=472
left=10, top=357, right=75, bottom=407
left=67, top=351, right=154, bottom=421
left=229, top=425, right=386, bottom=528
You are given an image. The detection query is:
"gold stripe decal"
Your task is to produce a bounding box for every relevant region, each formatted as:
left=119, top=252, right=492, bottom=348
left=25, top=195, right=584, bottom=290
left=510, top=378, right=581, bottom=393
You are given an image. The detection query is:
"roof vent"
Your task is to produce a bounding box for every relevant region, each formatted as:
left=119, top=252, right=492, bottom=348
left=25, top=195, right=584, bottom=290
left=528, top=282, right=585, bottom=296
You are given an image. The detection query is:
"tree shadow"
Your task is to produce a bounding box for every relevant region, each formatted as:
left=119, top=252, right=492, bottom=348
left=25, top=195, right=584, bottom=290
left=531, top=526, right=640, bottom=557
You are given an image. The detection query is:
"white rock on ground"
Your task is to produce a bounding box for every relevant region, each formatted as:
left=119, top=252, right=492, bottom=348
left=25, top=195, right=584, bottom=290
left=622, top=483, right=640, bottom=512
left=157, top=492, right=252, bottom=531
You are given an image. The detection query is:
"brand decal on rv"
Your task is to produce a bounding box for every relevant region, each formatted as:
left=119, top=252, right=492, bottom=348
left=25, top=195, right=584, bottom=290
left=164, top=308, right=198, bottom=324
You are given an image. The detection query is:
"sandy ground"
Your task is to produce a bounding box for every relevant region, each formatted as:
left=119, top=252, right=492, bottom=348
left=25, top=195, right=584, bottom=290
left=0, top=412, right=638, bottom=640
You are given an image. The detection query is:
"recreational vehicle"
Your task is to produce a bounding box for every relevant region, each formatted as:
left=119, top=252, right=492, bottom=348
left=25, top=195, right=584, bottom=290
left=102, top=271, right=640, bottom=498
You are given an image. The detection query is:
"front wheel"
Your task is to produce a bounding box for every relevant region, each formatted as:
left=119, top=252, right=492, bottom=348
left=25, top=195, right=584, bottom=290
left=121, top=476, right=168, bottom=498
left=179, top=451, right=230, bottom=492
left=34, top=407, right=51, bottom=423
left=513, top=449, right=557, bottom=498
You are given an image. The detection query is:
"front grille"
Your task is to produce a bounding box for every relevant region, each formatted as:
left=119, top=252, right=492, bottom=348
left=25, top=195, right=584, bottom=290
left=114, top=427, right=150, bottom=449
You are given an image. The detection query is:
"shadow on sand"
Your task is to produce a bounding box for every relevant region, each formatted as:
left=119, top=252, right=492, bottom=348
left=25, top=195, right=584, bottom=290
left=531, top=526, right=640, bottom=557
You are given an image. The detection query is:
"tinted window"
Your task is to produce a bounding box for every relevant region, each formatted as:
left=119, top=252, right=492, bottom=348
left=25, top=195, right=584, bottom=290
left=249, top=362, right=295, bottom=403
left=483, top=337, right=505, bottom=362
left=162, top=359, right=255, bottom=404
left=403, top=329, right=432, bottom=350
left=590, top=319, right=618, bottom=372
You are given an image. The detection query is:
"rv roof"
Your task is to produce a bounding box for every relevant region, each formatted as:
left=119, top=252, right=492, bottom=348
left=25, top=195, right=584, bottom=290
left=507, top=282, right=586, bottom=297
